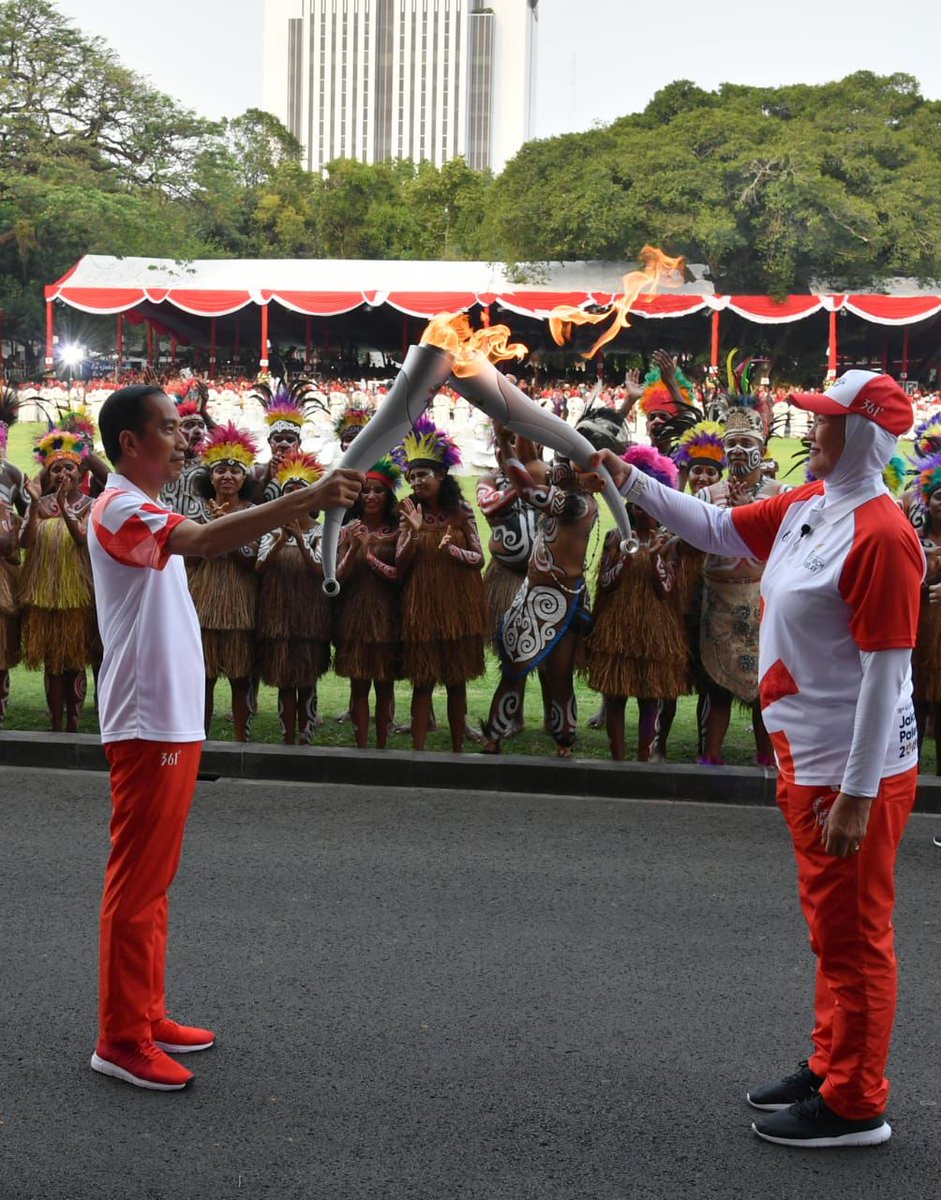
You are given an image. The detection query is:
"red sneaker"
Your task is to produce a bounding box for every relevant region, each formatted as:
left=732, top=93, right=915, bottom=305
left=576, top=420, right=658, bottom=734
left=152, top=1017, right=215, bottom=1054
left=91, top=1040, right=193, bottom=1090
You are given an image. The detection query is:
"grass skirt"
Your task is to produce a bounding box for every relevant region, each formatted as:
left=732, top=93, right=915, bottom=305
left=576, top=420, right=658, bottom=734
left=333, top=558, right=401, bottom=682
left=484, top=558, right=526, bottom=644
left=0, top=558, right=20, bottom=669
left=914, top=596, right=941, bottom=701
left=257, top=638, right=330, bottom=689
left=22, top=607, right=95, bottom=673
left=401, top=528, right=487, bottom=687
left=202, top=629, right=255, bottom=681
left=586, top=549, right=688, bottom=699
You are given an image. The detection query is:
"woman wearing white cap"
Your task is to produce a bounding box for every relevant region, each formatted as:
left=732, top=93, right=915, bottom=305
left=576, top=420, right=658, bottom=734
left=594, top=370, right=923, bottom=1149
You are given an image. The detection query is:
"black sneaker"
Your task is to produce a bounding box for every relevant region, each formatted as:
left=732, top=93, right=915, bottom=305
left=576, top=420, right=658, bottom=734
left=747, top=1060, right=824, bottom=1111
left=752, top=1094, right=891, bottom=1148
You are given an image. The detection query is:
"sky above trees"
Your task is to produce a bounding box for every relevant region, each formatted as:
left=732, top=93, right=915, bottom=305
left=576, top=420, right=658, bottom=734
left=54, top=0, right=941, bottom=136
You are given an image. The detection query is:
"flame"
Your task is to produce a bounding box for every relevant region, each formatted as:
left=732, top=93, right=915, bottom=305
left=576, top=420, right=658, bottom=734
left=549, top=245, right=686, bottom=358
left=420, top=312, right=527, bottom=378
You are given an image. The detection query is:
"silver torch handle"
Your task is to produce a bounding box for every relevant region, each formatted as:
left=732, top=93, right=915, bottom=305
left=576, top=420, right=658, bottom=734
left=319, top=343, right=455, bottom=595
left=448, top=359, right=640, bottom=554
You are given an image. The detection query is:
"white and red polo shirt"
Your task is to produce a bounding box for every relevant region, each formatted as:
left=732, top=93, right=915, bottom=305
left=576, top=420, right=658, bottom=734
left=88, top=473, right=205, bottom=744
left=730, top=480, right=924, bottom=785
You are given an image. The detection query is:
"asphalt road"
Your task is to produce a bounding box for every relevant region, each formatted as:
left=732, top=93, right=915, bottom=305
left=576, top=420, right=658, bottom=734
left=1, top=767, right=939, bottom=1200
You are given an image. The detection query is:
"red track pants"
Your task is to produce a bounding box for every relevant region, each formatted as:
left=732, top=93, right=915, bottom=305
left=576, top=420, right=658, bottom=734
left=775, top=765, right=917, bottom=1119
left=99, top=740, right=203, bottom=1043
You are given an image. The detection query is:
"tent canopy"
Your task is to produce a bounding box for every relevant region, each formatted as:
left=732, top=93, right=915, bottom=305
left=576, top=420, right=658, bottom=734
left=46, top=255, right=941, bottom=326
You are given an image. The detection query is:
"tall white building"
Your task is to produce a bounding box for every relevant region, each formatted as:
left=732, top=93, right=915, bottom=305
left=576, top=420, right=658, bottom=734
left=262, top=1, right=538, bottom=175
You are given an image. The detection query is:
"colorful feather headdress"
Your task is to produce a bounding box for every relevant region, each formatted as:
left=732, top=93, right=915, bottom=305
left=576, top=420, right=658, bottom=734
left=673, top=421, right=727, bottom=470
left=365, top=456, right=403, bottom=491
left=720, top=350, right=768, bottom=442
left=251, top=379, right=324, bottom=436
left=176, top=398, right=203, bottom=420
left=639, top=363, right=696, bottom=417
left=275, top=450, right=324, bottom=489
left=201, top=422, right=258, bottom=471
left=0, top=387, right=18, bottom=453
left=394, top=415, right=461, bottom=470
left=916, top=450, right=941, bottom=502
left=334, top=405, right=371, bottom=440
left=912, top=412, right=941, bottom=461
left=622, top=444, right=679, bottom=490
left=34, top=427, right=92, bottom=468
left=55, top=405, right=97, bottom=443
left=883, top=454, right=908, bottom=496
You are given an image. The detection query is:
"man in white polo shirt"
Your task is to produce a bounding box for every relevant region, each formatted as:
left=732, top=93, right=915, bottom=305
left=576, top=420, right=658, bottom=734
left=88, top=384, right=363, bottom=1091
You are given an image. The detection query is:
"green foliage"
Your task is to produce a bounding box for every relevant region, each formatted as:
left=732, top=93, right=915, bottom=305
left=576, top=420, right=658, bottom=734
left=1, top=0, right=940, bottom=354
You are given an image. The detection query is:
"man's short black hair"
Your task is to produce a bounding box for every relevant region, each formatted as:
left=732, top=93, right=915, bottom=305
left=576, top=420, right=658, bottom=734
left=98, top=385, right=167, bottom=465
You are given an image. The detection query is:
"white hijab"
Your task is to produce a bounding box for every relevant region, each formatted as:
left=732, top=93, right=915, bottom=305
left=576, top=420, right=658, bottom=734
left=819, top=413, right=896, bottom=511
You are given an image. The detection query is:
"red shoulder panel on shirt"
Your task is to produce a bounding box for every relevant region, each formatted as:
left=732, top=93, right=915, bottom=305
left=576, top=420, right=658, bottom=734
left=840, top=494, right=925, bottom=651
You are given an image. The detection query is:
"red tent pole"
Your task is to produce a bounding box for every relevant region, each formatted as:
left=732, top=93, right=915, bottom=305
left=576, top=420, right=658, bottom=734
left=901, top=328, right=910, bottom=381
left=116, top=314, right=123, bottom=380
left=146, top=321, right=154, bottom=365
left=171, top=333, right=177, bottom=366
left=882, top=335, right=889, bottom=372
left=710, top=309, right=721, bottom=374
left=481, top=305, right=491, bottom=328
left=45, top=299, right=55, bottom=373
left=305, top=316, right=312, bottom=370
left=209, top=317, right=217, bottom=375
left=260, top=304, right=269, bottom=370
left=827, top=310, right=838, bottom=379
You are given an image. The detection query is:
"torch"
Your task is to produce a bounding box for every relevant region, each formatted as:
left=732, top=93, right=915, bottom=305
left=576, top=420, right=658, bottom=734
left=319, top=343, right=454, bottom=596
left=447, top=357, right=639, bottom=557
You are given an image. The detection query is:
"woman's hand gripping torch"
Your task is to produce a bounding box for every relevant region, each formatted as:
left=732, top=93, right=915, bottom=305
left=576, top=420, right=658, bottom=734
left=319, top=343, right=454, bottom=595
left=447, top=358, right=640, bottom=555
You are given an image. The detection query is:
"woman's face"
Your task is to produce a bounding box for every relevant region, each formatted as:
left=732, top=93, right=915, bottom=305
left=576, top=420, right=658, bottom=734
left=407, top=466, right=442, bottom=503
left=361, top=479, right=388, bottom=515
left=48, top=459, right=80, bottom=490
left=928, top=488, right=941, bottom=527
left=807, top=414, right=846, bottom=480
left=688, top=463, right=721, bottom=494
left=211, top=461, right=245, bottom=499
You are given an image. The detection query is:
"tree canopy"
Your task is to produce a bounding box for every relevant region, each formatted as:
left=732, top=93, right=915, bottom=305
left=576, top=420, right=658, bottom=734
left=1, top=0, right=939, bottom=355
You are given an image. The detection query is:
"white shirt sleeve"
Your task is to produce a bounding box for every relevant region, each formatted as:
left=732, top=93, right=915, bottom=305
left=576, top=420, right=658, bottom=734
left=620, top=467, right=754, bottom=558
left=841, top=648, right=913, bottom=797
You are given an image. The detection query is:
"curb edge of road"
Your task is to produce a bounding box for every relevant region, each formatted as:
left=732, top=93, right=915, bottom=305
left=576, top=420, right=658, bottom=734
left=3, top=731, right=941, bottom=813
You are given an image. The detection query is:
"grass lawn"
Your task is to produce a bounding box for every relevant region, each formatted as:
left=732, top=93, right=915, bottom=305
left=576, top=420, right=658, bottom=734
left=2, top=422, right=810, bottom=763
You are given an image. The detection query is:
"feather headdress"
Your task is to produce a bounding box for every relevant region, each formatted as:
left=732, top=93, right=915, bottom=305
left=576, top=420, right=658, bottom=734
left=883, top=454, right=908, bottom=496
left=34, top=427, right=92, bottom=468
left=176, top=399, right=203, bottom=420
left=912, top=412, right=941, bottom=461
left=394, top=414, right=461, bottom=470
left=275, top=450, right=324, bottom=489
left=673, top=421, right=727, bottom=470
left=0, top=387, right=18, bottom=453
left=251, top=379, right=325, bottom=436
left=639, top=363, right=696, bottom=417
left=718, top=349, right=769, bottom=441
left=55, top=405, right=97, bottom=443
left=622, top=444, right=679, bottom=490
left=201, top=422, right=258, bottom=471
left=574, top=400, right=630, bottom=454
left=334, top=405, right=371, bottom=440
left=366, top=456, right=403, bottom=491
left=916, top=450, right=941, bottom=502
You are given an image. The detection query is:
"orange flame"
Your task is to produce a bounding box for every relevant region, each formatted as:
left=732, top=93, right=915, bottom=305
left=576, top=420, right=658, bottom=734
left=420, top=312, right=528, bottom=378
left=549, top=245, right=686, bottom=358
